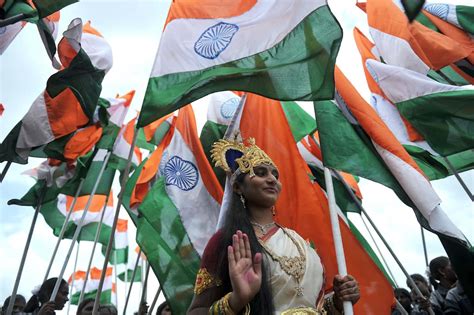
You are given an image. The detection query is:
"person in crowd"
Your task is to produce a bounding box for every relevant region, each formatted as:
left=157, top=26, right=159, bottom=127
left=187, top=138, right=360, bottom=314
left=23, top=278, right=69, bottom=315
left=407, top=274, right=432, bottom=314
left=392, top=288, right=429, bottom=315
left=156, top=301, right=172, bottom=315
left=1, top=294, right=26, bottom=314
left=76, top=298, right=118, bottom=315
left=429, top=256, right=457, bottom=314
left=444, top=283, right=474, bottom=315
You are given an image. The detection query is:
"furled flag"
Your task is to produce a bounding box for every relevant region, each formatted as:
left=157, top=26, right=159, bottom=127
left=102, top=218, right=129, bottom=265
left=366, top=59, right=474, bottom=156
left=0, top=18, right=111, bottom=164
left=229, top=92, right=394, bottom=314
left=315, top=67, right=473, bottom=300
left=137, top=0, right=342, bottom=127
left=366, top=0, right=470, bottom=74
left=69, top=267, right=116, bottom=305
left=199, top=91, right=316, bottom=186
left=136, top=105, right=223, bottom=314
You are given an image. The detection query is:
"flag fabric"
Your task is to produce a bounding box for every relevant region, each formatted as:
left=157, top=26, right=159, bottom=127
left=366, top=0, right=470, bottom=74
left=102, top=218, right=129, bottom=265
left=233, top=93, right=394, bottom=314
left=316, top=68, right=474, bottom=300
left=0, top=18, right=110, bottom=164
left=135, top=105, right=223, bottom=314
left=137, top=0, right=342, bottom=127
left=366, top=59, right=474, bottom=156
left=118, top=247, right=144, bottom=282
left=423, top=2, right=473, bottom=35
left=31, top=0, right=78, bottom=18
left=0, top=20, right=26, bottom=54
left=69, top=267, right=115, bottom=305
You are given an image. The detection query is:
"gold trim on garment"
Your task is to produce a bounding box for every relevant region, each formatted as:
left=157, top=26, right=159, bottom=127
left=194, top=268, right=222, bottom=295
left=281, top=307, right=327, bottom=315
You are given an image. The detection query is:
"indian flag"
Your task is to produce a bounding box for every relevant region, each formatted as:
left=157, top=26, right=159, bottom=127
left=366, top=59, right=474, bottom=156
left=69, top=267, right=116, bottom=305
left=118, top=246, right=144, bottom=282
left=0, top=18, right=109, bottom=164
left=137, top=0, right=342, bottom=127
left=136, top=105, right=223, bottom=313
left=0, top=20, right=26, bottom=54
left=366, top=0, right=469, bottom=74
left=102, top=218, right=129, bottom=265
left=423, top=2, right=473, bottom=35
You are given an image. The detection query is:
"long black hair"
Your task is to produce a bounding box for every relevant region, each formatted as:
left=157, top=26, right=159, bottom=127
left=214, top=173, right=274, bottom=314
left=23, top=278, right=67, bottom=312
left=429, top=256, right=450, bottom=289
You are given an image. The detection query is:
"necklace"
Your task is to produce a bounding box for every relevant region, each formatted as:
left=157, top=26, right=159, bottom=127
left=258, top=227, right=306, bottom=296
left=250, top=221, right=276, bottom=235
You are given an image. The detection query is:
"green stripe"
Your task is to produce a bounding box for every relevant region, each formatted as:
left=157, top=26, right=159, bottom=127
left=102, top=246, right=128, bottom=265
left=416, top=12, right=439, bottom=31
left=396, top=89, right=474, bottom=156
left=70, top=289, right=112, bottom=305
left=137, top=177, right=201, bottom=314
left=0, top=122, right=28, bottom=164
left=456, top=5, right=474, bottom=34
left=32, top=0, right=78, bottom=18
left=281, top=101, right=317, bottom=143
left=118, top=268, right=142, bottom=282
left=199, top=121, right=229, bottom=187
left=122, top=157, right=148, bottom=225
left=428, top=67, right=470, bottom=86
left=138, top=6, right=342, bottom=127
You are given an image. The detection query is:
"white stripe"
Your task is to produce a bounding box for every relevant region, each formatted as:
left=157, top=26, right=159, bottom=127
left=369, top=93, right=437, bottom=154
left=423, top=3, right=461, bottom=29
left=366, top=59, right=470, bottom=103
left=105, top=97, right=129, bottom=126
left=114, top=230, right=128, bottom=250
left=93, top=149, right=108, bottom=161
left=82, top=32, right=113, bottom=73
left=162, top=130, right=220, bottom=256
left=17, top=92, right=54, bottom=156
left=372, top=142, right=466, bottom=241
left=56, top=194, right=114, bottom=227
left=151, top=0, right=325, bottom=77
left=205, top=91, right=241, bottom=125
left=368, top=27, right=430, bottom=74
left=0, top=21, right=24, bottom=54
left=297, top=141, right=324, bottom=170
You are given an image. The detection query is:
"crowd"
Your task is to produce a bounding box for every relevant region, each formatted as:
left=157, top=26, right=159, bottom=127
left=392, top=256, right=473, bottom=315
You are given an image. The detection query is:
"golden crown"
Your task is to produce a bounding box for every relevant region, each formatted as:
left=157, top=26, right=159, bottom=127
left=210, top=138, right=277, bottom=177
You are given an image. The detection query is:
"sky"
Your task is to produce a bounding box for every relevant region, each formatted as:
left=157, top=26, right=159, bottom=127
left=0, top=0, right=473, bottom=314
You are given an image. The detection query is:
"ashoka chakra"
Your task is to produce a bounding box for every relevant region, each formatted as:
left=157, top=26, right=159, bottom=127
left=164, top=156, right=199, bottom=191
left=220, top=97, right=240, bottom=119
left=194, top=22, right=239, bottom=59
left=424, top=3, right=449, bottom=20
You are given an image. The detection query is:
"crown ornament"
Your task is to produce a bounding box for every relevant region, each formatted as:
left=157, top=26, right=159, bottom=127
left=211, top=137, right=277, bottom=177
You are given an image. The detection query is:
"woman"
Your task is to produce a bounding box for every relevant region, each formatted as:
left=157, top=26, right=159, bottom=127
left=428, top=256, right=456, bottom=314
left=188, top=138, right=360, bottom=314
left=23, top=278, right=69, bottom=315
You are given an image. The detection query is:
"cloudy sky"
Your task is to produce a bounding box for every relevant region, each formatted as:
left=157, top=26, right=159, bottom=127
left=0, top=0, right=472, bottom=314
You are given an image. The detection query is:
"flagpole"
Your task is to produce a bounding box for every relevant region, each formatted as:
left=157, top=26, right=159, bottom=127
left=78, top=193, right=111, bottom=305
left=114, top=244, right=119, bottom=309
left=44, top=178, right=85, bottom=282
left=148, top=287, right=162, bottom=315
left=123, top=249, right=142, bottom=315
left=49, top=151, right=112, bottom=303
left=330, top=168, right=435, bottom=314
left=6, top=186, right=46, bottom=315
left=442, top=156, right=474, bottom=201
left=395, top=299, right=409, bottom=315
left=0, top=161, right=12, bottom=183
left=67, top=241, right=81, bottom=315
left=140, top=261, right=151, bottom=307
left=323, top=167, right=353, bottom=315
left=360, top=215, right=399, bottom=287
left=94, top=129, right=139, bottom=315
left=420, top=226, right=429, bottom=267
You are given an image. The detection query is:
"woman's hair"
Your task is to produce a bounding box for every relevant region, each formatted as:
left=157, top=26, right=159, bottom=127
left=428, top=256, right=449, bottom=289
left=156, top=301, right=168, bottom=315
left=23, top=278, right=67, bottom=312
left=214, top=172, right=274, bottom=315
left=77, top=298, right=95, bottom=314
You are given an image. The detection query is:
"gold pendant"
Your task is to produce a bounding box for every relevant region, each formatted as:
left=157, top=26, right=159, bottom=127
left=296, top=285, right=304, bottom=296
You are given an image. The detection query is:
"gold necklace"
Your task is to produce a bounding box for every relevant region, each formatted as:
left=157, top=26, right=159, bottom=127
left=258, top=227, right=306, bottom=296
left=250, top=221, right=276, bottom=234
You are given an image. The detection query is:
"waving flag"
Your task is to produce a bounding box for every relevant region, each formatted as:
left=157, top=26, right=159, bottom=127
left=0, top=20, right=26, bottom=54
left=69, top=267, right=115, bottom=305
left=138, top=0, right=342, bottom=127
left=423, top=2, right=473, bottom=35
left=0, top=18, right=110, bottom=164
left=102, top=219, right=129, bottom=265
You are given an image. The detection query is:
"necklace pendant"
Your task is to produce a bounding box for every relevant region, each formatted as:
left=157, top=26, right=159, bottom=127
left=296, top=285, right=304, bottom=296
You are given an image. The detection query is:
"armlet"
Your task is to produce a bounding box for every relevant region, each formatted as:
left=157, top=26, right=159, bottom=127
left=194, top=268, right=222, bottom=295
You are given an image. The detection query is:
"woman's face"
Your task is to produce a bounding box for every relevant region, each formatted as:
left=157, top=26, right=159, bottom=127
left=54, top=283, right=69, bottom=310
left=235, top=164, right=282, bottom=209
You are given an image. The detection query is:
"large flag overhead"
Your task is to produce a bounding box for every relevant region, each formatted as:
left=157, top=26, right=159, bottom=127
left=366, top=59, right=474, bottom=156
left=136, top=105, right=223, bottom=314
left=232, top=93, right=394, bottom=314
left=69, top=267, right=115, bottom=305
left=137, top=0, right=342, bottom=127
left=366, top=0, right=470, bottom=74
left=316, top=68, right=474, bottom=300
left=0, top=18, right=110, bottom=164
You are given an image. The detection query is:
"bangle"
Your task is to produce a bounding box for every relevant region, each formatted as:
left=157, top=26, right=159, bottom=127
left=209, top=293, right=251, bottom=315
left=323, top=295, right=343, bottom=315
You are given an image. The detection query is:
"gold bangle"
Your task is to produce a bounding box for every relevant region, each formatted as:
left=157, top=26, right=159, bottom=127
left=221, top=292, right=236, bottom=315
left=209, top=293, right=251, bottom=315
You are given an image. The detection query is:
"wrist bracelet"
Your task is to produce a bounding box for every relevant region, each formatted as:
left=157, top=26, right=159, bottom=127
left=209, top=292, right=251, bottom=315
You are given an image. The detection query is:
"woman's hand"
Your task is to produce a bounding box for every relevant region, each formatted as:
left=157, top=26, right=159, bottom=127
left=227, top=230, right=262, bottom=313
left=333, top=274, right=360, bottom=311
left=37, top=301, right=56, bottom=315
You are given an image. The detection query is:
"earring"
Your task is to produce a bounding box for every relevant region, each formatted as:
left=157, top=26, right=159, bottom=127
left=271, top=206, right=276, bottom=216
left=239, top=194, right=246, bottom=209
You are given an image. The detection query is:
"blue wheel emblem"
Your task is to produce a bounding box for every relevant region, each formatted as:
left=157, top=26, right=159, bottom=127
left=0, top=27, right=6, bottom=35
left=194, top=22, right=239, bottom=59
left=164, top=156, right=199, bottom=191
left=220, top=97, right=240, bottom=119
left=424, top=4, right=449, bottom=20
